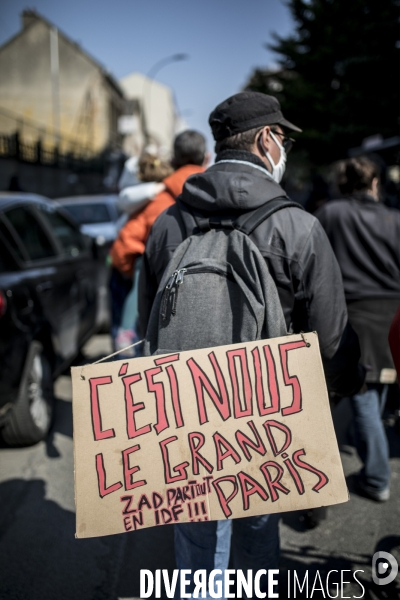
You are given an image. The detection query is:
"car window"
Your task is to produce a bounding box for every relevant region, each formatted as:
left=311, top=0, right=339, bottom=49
left=0, top=218, right=25, bottom=261
left=0, top=235, right=19, bottom=272
left=40, top=208, right=84, bottom=257
left=5, top=207, right=56, bottom=261
left=62, top=203, right=111, bottom=224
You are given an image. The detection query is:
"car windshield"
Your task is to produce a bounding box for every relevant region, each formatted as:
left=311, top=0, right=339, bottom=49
left=62, top=203, right=111, bottom=225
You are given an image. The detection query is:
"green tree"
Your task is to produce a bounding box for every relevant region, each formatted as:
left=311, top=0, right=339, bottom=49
left=245, top=0, right=400, bottom=164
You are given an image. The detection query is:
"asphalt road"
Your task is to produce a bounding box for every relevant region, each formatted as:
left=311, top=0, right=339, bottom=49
left=0, top=335, right=399, bottom=600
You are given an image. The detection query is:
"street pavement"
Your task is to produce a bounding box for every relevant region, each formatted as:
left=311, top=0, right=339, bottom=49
left=0, top=334, right=399, bottom=600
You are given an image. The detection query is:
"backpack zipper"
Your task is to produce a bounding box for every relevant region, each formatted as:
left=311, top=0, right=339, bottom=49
left=162, top=266, right=235, bottom=320
left=161, top=270, right=178, bottom=320
left=171, top=269, right=187, bottom=315
left=161, top=269, right=186, bottom=320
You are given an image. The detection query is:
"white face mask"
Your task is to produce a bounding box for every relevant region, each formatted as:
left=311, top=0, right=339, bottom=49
left=261, top=130, right=287, bottom=184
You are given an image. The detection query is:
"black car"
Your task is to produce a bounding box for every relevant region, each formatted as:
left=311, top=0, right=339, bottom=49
left=57, top=195, right=125, bottom=330
left=0, top=193, right=103, bottom=446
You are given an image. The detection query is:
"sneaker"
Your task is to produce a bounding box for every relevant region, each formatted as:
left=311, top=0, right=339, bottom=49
left=115, top=328, right=138, bottom=357
left=356, top=477, right=390, bottom=502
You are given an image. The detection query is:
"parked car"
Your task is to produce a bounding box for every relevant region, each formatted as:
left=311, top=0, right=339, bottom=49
left=57, top=195, right=126, bottom=247
left=57, top=195, right=125, bottom=331
left=0, top=193, right=105, bottom=446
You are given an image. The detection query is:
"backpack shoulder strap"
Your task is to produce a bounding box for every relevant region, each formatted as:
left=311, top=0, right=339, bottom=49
left=176, top=196, right=304, bottom=237
left=175, top=197, right=205, bottom=236
left=235, top=197, right=304, bottom=236
left=176, top=197, right=235, bottom=234
left=174, top=195, right=191, bottom=237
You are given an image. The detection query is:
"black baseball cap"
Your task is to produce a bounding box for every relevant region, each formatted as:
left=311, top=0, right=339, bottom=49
left=209, top=91, right=302, bottom=142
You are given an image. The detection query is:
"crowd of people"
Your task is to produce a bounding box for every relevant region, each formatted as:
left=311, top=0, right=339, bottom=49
left=108, top=91, right=400, bottom=599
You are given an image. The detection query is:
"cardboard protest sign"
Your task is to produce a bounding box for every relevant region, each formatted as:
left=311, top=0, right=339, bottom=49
left=72, top=332, right=348, bottom=539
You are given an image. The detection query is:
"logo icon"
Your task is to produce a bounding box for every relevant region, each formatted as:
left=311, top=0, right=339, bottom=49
left=372, top=551, right=398, bottom=586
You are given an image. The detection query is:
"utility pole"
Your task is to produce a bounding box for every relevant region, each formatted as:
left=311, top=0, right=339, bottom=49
left=143, top=54, right=188, bottom=146
left=50, top=27, right=60, bottom=146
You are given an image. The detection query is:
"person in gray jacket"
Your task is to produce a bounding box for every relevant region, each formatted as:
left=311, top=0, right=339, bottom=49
left=138, top=92, right=364, bottom=599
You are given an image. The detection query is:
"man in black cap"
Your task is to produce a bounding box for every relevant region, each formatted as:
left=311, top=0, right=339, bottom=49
left=138, top=92, right=364, bottom=598
left=209, top=91, right=301, bottom=185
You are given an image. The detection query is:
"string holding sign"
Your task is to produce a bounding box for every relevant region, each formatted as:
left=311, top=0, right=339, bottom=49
left=79, top=339, right=145, bottom=380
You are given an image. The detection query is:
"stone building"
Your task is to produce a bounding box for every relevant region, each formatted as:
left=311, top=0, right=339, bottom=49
left=118, top=72, right=186, bottom=158
left=0, top=10, right=125, bottom=157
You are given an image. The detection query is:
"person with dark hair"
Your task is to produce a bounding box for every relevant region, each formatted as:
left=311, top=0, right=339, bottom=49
left=316, top=156, right=400, bottom=502
left=172, top=130, right=208, bottom=169
left=138, top=92, right=364, bottom=598
left=335, top=156, right=380, bottom=195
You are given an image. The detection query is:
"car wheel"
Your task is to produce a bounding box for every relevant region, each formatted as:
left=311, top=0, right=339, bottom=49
left=2, top=341, right=54, bottom=446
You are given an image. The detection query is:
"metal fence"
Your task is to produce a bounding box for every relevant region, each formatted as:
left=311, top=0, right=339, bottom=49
left=0, top=107, right=108, bottom=172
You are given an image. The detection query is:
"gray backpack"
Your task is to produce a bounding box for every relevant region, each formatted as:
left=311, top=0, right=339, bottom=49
left=144, top=197, right=302, bottom=356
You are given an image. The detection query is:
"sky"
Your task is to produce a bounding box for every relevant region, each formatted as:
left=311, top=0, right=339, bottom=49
left=0, top=0, right=295, bottom=152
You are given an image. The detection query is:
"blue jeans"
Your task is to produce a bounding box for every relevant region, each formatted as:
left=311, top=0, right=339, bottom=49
left=350, top=385, right=390, bottom=491
left=174, top=514, right=280, bottom=600
left=109, top=267, right=132, bottom=346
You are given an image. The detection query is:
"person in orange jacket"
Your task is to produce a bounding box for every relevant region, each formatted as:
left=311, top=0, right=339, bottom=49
left=109, top=130, right=208, bottom=351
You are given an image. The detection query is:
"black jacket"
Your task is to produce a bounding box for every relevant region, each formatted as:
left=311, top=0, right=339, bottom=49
left=138, top=151, right=364, bottom=396
left=316, top=194, right=400, bottom=301
left=316, top=194, right=400, bottom=382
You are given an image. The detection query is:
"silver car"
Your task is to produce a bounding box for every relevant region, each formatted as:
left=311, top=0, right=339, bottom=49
left=57, top=195, right=126, bottom=246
